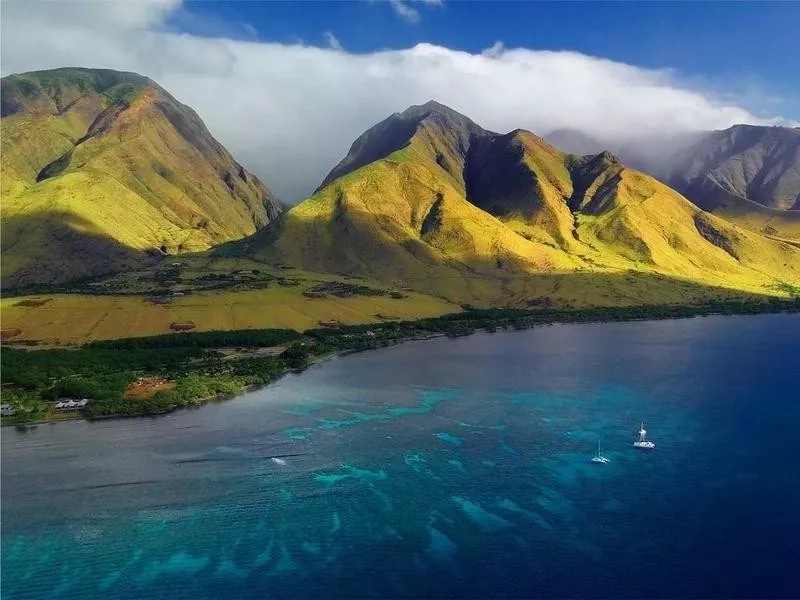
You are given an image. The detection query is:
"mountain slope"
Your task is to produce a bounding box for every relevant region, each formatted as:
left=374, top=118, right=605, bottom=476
left=1, top=68, right=281, bottom=288
left=240, top=102, right=800, bottom=307
left=666, top=124, right=800, bottom=241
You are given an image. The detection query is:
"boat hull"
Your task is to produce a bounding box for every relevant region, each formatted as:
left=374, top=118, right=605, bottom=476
left=633, top=441, right=655, bottom=449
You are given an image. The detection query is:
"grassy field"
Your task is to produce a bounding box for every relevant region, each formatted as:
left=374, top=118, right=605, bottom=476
left=4, top=242, right=796, bottom=348
left=0, top=285, right=459, bottom=346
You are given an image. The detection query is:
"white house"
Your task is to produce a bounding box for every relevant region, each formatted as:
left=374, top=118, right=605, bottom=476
left=55, top=398, right=89, bottom=410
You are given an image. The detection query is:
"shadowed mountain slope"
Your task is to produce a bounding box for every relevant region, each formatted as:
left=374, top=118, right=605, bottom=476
left=238, top=102, right=800, bottom=307
left=665, top=124, right=800, bottom=241
left=1, top=68, right=281, bottom=288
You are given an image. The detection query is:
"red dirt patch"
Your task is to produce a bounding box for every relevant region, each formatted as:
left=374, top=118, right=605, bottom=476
left=169, top=321, right=196, bottom=331
left=124, top=377, right=176, bottom=400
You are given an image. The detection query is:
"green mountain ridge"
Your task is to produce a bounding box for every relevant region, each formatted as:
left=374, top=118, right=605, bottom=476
left=239, top=101, right=800, bottom=307
left=1, top=67, right=282, bottom=288
left=3, top=73, right=798, bottom=311
left=547, top=124, right=800, bottom=242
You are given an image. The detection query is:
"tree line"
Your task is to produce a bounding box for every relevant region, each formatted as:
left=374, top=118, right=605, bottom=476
left=3, top=298, right=798, bottom=422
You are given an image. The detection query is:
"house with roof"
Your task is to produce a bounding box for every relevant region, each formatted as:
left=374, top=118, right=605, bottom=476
left=55, top=398, right=89, bottom=410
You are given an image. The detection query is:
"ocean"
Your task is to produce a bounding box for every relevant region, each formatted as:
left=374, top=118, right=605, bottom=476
left=2, top=314, right=799, bottom=599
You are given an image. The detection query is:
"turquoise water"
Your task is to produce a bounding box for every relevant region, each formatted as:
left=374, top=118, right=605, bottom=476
left=2, top=314, right=799, bottom=598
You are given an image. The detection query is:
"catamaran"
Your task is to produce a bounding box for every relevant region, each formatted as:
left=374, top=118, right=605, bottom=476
left=590, top=440, right=610, bottom=464
left=633, top=422, right=655, bottom=449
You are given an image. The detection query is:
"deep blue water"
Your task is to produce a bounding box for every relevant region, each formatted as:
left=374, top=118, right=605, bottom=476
left=2, top=314, right=800, bottom=599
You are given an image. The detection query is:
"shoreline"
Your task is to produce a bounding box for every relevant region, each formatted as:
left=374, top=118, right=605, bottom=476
left=1, top=348, right=356, bottom=428
left=3, top=306, right=798, bottom=428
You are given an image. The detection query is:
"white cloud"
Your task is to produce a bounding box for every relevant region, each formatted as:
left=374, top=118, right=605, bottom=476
left=1, top=0, right=794, bottom=203
left=323, top=31, right=343, bottom=52
left=481, top=41, right=505, bottom=58
left=385, top=0, right=442, bottom=23
left=389, top=0, right=420, bottom=24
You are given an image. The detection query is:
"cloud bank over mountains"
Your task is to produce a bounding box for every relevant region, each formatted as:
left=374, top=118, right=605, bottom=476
left=2, top=0, right=794, bottom=203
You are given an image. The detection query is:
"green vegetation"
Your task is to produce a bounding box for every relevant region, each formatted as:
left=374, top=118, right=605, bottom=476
left=0, top=341, right=291, bottom=421
left=87, top=328, right=301, bottom=350
left=3, top=299, right=798, bottom=424
left=1, top=390, right=48, bottom=424
left=305, top=281, right=390, bottom=298
left=1, top=346, right=204, bottom=390
left=307, top=298, right=800, bottom=353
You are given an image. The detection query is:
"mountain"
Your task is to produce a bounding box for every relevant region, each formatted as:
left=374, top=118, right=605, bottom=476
left=1, top=68, right=281, bottom=288
left=239, top=102, right=800, bottom=307
left=665, top=124, right=800, bottom=241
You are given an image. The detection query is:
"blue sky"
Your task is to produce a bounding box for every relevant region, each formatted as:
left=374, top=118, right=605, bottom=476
left=177, top=0, right=799, bottom=117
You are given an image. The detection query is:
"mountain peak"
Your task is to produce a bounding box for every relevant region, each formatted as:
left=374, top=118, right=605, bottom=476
left=595, top=150, right=620, bottom=163
left=400, top=100, right=462, bottom=117
left=318, top=100, right=488, bottom=190
left=397, top=100, right=484, bottom=131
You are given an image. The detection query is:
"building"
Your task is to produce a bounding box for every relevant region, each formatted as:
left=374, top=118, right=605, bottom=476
left=55, top=398, right=89, bottom=410
left=318, top=320, right=341, bottom=328
left=0, top=404, right=15, bottom=416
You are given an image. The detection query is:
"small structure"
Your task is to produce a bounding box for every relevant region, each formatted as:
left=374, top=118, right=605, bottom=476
left=318, top=320, right=341, bottom=329
left=0, top=404, right=16, bottom=416
left=55, top=398, right=89, bottom=410
left=170, top=321, right=196, bottom=331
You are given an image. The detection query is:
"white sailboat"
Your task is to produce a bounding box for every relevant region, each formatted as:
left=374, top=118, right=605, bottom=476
left=633, top=422, right=655, bottom=449
left=590, top=440, right=610, bottom=464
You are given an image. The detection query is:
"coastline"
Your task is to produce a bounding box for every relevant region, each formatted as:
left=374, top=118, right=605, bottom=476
left=3, top=304, right=798, bottom=427
left=1, top=348, right=356, bottom=428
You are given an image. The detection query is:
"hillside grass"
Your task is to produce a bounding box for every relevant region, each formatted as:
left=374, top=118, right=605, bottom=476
left=256, top=126, right=800, bottom=309
left=1, top=70, right=277, bottom=288
left=0, top=282, right=459, bottom=346
left=711, top=197, right=800, bottom=242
